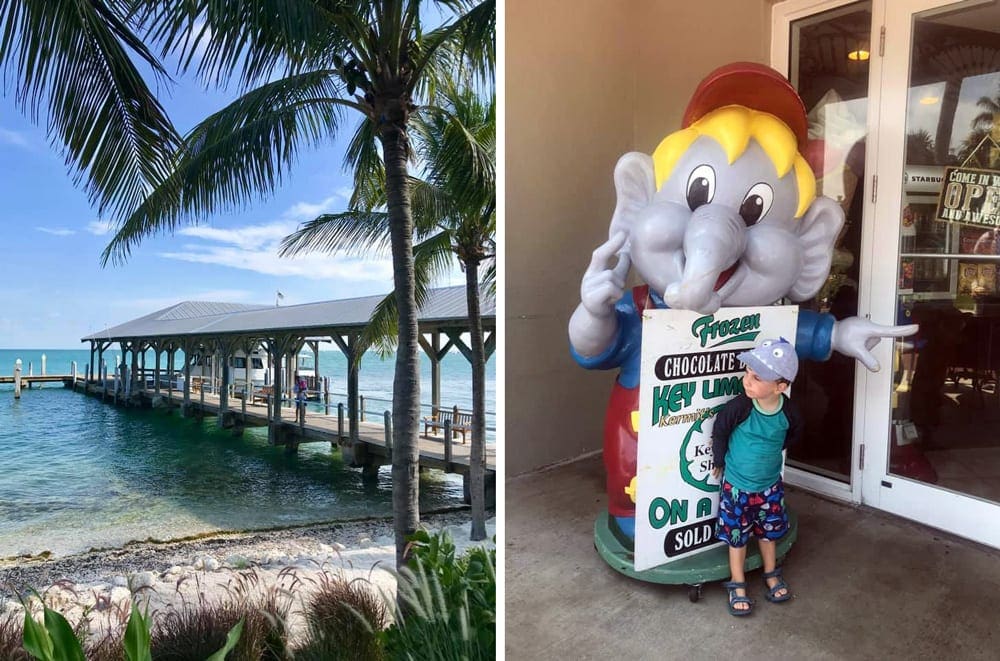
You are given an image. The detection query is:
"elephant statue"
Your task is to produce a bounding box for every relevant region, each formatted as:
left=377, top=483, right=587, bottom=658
left=568, top=62, right=917, bottom=540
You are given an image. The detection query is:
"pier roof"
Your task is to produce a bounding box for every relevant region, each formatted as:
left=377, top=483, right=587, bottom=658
left=82, top=285, right=495, bottom=342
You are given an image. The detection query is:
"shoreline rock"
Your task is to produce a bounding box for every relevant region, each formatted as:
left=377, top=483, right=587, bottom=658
left=0, top=510, right=496, bottom=645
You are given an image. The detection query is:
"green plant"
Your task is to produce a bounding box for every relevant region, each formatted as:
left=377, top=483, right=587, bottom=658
left=381, top=530, right=496, bottom=660
left=295, top=573, right=388, bottom=661
left=21, top=601, right=86, bottom=661
left=122, top=602, right=152, bottom=661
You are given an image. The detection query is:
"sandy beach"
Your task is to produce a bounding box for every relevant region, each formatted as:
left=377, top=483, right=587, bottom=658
left=0, top=509, right=496, bottom=644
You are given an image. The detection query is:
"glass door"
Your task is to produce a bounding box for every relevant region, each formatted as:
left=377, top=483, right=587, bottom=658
left=773, top=0, right=877, bottom=501
left=864, top=0, right=1000, bottom=548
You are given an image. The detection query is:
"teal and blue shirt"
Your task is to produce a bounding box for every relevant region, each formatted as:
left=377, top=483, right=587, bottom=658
left=712, top=392, right=802, bottom=492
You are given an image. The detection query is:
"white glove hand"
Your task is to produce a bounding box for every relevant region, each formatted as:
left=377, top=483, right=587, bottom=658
left=580, top=231, right=631, bottom=320
left=831, top=316, right=919, bottom=372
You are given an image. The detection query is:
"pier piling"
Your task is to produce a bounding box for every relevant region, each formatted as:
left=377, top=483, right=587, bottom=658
left=14, top=359, right=21, bottom=399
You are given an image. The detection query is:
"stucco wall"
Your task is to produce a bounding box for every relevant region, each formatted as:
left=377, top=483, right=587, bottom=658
left=506, top=1, right=774, bottom=476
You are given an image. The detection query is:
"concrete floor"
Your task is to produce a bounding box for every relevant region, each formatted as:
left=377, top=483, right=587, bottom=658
left=506, top=453, right=1000, bottom=660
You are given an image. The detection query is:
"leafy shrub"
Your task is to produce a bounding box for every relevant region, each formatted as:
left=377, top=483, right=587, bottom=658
left=295, top=573, right=388, bottom=661
left=381, top=530, right=496, bottom=660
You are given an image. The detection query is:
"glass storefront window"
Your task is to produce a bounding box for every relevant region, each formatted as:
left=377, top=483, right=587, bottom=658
left=787, top=2, right=873, bottom=482
left=891, top=3, right=1000, bottom=503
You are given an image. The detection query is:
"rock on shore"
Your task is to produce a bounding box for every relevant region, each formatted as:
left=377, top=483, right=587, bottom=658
left=0, top=511, right=496, bottom=642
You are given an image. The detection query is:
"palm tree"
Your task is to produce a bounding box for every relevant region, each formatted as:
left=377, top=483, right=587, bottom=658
left=100, top=0, right=495, bottom=567
left=0, top=0, right=180, bottom=220
left=971, top=83, right=1000, bottom=133
left=905, top=130, right=936, bottom=165
left=280, top=86, right=495, bottom=540
left=966, top=83, right=1000, bottom=168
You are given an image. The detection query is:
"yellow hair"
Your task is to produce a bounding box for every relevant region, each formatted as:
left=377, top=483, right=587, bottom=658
left=651, top=105, right=816, bottom=218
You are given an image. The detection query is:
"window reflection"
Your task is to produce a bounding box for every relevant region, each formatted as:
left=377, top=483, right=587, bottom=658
left=788, top=2, right=872, bottom=482
left=892, top=5, right=1000, bottom=502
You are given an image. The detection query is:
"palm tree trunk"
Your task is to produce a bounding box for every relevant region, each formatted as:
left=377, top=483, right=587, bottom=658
left=381, top=122, right=421, bottom=569
left=466, top=259, right=488, bottom=541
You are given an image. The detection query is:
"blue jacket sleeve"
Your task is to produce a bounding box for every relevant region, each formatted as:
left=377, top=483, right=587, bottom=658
left=796, top=309, right=835, bottom=362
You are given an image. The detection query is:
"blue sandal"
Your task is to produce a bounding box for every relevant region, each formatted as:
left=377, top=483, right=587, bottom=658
left=762, top=568, right=792, bottom=603
left=722, top=581, right=753, bottom=616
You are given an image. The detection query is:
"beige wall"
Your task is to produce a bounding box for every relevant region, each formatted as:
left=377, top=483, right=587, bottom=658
left=506, top=0, right=775, bottom=476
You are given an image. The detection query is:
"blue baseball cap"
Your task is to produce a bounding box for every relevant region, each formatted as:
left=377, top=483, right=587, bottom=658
left=737, top=338, right=798, bottom=382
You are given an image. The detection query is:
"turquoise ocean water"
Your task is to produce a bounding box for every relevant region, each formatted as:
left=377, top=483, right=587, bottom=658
left=0, top=348, right=495, bottom=559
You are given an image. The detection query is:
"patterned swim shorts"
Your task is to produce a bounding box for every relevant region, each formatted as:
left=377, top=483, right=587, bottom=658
left=714, top=479, right=788, bottom=548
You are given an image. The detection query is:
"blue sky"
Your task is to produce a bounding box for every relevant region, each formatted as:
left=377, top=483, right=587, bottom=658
left=0, top=56, right=462, bottom=350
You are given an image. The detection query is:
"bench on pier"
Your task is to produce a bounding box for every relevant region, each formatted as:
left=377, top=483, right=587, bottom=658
left=423, top=407, right=472, bottom=444
left=252, top=386, right=273, bottom=405
left=190, top=376, right=206, bottom=392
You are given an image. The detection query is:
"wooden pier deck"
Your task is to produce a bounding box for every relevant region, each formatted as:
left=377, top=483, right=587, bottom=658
left=68, top=378, right=496, bottom=477
left=0, top=374, right=72, bottom=385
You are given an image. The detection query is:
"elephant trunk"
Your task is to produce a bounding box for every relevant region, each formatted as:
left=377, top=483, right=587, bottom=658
left=663, top=205, right=747, bottom=314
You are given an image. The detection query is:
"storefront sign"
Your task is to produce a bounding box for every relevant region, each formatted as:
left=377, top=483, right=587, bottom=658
left=936, top=166, right=1000, bottom=228
left=634, top=306, right=798, bottom=571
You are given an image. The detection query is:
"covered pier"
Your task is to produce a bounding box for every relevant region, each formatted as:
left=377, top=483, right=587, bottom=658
left=79, top=286, right=495, bottom=485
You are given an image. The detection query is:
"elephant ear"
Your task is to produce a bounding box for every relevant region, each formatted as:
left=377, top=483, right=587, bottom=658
left=787, top=196, right=847, bottom=301
left=608, top=152, right=656, bottom=239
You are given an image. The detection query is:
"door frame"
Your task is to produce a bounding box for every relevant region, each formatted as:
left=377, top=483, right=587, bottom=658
left=860, top=0, right=1000, bottom=549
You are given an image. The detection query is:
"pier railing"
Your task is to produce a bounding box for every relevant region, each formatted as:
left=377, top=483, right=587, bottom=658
left=9, top=363, right=496, bottom=439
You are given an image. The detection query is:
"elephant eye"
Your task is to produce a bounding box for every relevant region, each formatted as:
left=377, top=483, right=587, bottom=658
left=686, top=165, right=715, bottom=211
left=740, top=183, right=773, bottom=226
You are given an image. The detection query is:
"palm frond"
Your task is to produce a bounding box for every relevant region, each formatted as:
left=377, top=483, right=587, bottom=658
left=411, top=0, right=495, bottom=99
left=413, top=90, right=494, bottom=214
left=357, top=292, right=399, bottom=357
left=358, top=230, right=456, bottom=356
left=409, top=177, right=454, bottom=234
left=481, top=261, right=496, bottom=298
left=278, top=210, right=392, bottom=258
left=103, top=69, right=357, bottom=264
left=0, top=0, right=181, bottom=219
left=136, top=0, right=371, bottom=89
left=345, top=118, right=385, bottom=208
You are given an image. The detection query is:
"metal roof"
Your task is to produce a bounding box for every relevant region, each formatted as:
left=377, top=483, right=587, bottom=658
left=82, top=285, right=495, bottom=342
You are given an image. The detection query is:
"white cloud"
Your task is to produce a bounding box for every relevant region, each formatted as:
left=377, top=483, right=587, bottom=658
left=86, top=220, right=114, bottom=235
left=36, top=227, right=76, bottom=236
left=0, top=128, right=29, bottom=148
left=178, top=220, right=298, bottom=250
left=163, top=213, right=393, bottom=285
left=159, top=244, right=393, bottom=282
left=283, top=196, right=342, bottom=221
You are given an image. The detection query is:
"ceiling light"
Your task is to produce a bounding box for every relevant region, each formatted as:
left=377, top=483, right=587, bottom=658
left=920, top=96, right=940, bottom=105
left=847, top=49, right=870, bottom=61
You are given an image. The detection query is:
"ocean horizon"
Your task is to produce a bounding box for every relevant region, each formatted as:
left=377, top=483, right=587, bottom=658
left=0, top=348, right=495, bottom=559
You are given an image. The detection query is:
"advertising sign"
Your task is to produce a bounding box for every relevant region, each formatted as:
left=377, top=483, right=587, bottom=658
left=936, top=166, right=1000, bottom=228
left=633, top=306, right=799, bottom=571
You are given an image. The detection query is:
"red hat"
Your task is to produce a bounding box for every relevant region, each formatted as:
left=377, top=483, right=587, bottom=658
left=682, top=62, right=808, bottom=148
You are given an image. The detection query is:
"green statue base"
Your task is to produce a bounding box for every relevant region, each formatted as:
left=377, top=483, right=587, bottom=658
left=593, top=509, right=797, bottom=601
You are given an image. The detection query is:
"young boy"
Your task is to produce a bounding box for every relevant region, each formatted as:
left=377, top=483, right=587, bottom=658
left=710, top=338, right=802, bottom=616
